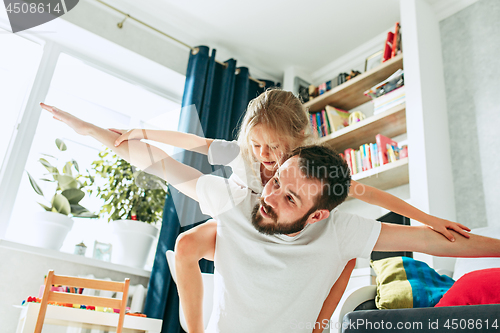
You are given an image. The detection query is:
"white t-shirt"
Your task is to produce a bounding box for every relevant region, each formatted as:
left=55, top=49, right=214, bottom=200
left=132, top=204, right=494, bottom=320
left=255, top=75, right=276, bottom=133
left=208, top=139, right=263, bottom=193
left=196, top=174, right=381, bottom=333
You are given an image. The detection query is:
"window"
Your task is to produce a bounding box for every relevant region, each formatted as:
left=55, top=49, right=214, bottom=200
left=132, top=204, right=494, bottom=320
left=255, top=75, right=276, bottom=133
left=0, top=28, right=42, bottom=170
left=6, top=53, right=181, bottom=259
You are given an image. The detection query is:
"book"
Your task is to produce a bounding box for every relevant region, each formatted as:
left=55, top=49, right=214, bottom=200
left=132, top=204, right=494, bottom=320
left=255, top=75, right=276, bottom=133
left=391, top=22, right=400, bottom=59
left=314, top=112, right=323, bottom=137
left=325, top=105, right=350, bottom=129
left=382, top=31, right=394, bottom=63
left=376, top=134, right=398, bottom=165
left=355, top=150, right=362, bottom=174
left=373, top=86, right=406, bottom=115
left=321, top=110, right=330, bottom=135
left=318, top=82, right=327, bottom=95
left=310, top=114, right=318, bottom=139
left=344, top=148, right=354, bottom=174
left=351, top=149, right=358, bottom=175
left=370, top=143, right=379, bottom=168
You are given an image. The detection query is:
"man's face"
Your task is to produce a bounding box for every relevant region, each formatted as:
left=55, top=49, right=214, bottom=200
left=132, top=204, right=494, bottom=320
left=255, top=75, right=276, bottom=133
left=251, top=156, right=324, bottom=236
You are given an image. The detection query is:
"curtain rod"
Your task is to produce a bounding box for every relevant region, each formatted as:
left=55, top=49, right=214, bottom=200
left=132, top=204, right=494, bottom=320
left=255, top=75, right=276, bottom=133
left=94, top=0, right=266, bottom=88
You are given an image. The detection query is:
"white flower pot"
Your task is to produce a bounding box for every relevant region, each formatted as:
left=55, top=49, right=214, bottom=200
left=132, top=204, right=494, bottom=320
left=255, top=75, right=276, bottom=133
left=111, top=220, right=159, bottom=269
left=26, top=211, right=74, bottom=250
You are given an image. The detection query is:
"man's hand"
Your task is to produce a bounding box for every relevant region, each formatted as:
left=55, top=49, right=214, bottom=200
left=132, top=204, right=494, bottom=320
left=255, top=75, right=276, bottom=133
left=424, top=216, right=471, bottom=242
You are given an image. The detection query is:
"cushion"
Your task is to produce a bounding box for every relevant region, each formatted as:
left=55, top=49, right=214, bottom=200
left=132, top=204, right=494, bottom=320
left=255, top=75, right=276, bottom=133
left=371, top=257, right=455, bottom=309
left=453, top=226, right=500, bottom=280
left=436, top=268, right=500, bottom=307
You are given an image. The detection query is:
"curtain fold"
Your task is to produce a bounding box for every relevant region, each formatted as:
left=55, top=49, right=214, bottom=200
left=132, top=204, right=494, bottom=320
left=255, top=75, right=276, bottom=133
left=144, top=45, right=275, bottom=332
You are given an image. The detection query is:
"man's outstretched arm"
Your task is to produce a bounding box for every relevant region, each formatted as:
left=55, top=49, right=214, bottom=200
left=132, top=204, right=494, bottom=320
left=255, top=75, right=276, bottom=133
left=41, top=103, right=202, bottom=201
left=374, top=223, right=500, bottom=257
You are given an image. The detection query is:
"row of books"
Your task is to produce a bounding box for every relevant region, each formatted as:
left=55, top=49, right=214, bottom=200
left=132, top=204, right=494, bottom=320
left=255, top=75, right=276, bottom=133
left=309, top=106, right=350, bottom=138
left=341, top=134, right=408, bottom=175
left=306, top=70, right=362, bottom=102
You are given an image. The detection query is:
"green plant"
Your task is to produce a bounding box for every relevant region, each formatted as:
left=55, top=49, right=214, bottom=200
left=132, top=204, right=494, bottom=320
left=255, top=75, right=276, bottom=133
left=87, top=148, right=168, bottom=224
left=28, top=138, right=96, bottom=217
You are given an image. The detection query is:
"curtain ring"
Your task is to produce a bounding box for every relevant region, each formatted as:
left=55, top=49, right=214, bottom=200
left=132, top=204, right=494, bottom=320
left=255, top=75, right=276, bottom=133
left=235, top=68, right=241, bottom=75
left=192, top=47, right=199, bottom=55
left=117, top=15, right=129, bottom=29
left=259, top=81, right=266, bottom=88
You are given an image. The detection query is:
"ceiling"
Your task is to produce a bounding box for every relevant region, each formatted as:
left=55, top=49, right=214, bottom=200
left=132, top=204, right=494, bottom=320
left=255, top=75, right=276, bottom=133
left=101, top=0, right=466, bottom=80
left=103, top=0, right=404, bottom=79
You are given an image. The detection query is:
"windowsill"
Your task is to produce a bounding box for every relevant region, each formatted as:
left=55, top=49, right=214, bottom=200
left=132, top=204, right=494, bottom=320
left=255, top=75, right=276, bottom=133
left=0, top=239, right=151, bottom=278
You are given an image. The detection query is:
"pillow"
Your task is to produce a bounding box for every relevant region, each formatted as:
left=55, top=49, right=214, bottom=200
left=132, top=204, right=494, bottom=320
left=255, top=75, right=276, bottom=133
left=436, top=268, right=500, bottom=307
left=453, top=226, right=500, bottom=280
left=371, top=257, right=455, bottom=309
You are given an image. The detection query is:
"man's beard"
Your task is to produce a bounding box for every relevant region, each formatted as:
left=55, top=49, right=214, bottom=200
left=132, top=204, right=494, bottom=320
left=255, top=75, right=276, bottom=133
left=250, top=198, right=312, bottom=235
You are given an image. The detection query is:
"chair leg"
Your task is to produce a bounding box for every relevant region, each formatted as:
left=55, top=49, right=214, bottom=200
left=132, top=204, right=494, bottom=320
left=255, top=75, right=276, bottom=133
left=17, top=304, right=39, bottom=333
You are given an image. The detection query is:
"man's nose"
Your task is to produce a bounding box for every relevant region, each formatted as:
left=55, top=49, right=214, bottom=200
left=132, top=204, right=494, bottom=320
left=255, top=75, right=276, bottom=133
left=263, top=192, right=277, bottom=209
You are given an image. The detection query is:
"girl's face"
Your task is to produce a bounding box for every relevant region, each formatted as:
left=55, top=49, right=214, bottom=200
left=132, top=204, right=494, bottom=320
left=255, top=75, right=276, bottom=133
left=249, top=125, right=287, bottom=171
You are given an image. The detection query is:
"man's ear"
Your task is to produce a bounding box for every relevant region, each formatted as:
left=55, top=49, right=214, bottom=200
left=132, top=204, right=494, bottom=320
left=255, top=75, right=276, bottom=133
left=307, top=209, right=330, bottom=224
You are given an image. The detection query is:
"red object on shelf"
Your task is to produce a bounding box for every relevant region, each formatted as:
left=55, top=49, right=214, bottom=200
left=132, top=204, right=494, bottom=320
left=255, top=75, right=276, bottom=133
left=375, top=134, right=398, bottom=165
left=382, top=31, right=394, bottom=63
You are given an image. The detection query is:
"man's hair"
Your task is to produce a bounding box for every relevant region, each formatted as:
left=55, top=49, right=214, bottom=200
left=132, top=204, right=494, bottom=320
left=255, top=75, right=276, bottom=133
left=289, top=145, right=351, bottom=211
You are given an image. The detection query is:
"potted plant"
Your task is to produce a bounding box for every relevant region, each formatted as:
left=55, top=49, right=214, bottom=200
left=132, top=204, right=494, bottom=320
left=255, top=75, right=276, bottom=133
left=27, top=138, right=96, bottom=250
left=87, top=148, right=168, bottom=268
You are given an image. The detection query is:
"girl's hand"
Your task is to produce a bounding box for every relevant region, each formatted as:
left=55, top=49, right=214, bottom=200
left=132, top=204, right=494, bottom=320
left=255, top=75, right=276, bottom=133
left=112, top=129, right=144, bottom=147
left=40, top=103, right=91, bottom=136
left=425, top=216, right=471, bottom=242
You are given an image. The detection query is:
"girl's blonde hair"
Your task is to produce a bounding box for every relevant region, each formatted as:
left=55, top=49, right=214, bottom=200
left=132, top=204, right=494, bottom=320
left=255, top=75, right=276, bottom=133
left=236, top=88, right=313, bottom=164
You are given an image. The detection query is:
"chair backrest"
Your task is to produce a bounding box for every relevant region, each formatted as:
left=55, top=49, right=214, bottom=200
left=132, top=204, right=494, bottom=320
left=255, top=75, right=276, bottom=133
left=166, top=250, right=214, bottom=330
left=34, top=270, right=130, bottom=333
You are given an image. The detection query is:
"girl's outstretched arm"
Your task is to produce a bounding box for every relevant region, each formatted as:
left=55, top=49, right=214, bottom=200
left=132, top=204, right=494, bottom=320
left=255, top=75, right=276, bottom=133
left=349, top=180, right=470, bottom=242
left=41, top=103, right=202, bottom=201
left=110, top=128, right=213, bottom=155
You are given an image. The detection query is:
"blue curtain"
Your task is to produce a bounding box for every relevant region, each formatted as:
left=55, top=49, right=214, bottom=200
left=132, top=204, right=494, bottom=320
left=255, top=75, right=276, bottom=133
left=144, top=45, right=275, bottom=332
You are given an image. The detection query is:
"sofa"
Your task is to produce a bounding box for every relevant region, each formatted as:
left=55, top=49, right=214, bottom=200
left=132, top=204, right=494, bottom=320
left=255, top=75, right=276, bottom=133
left=331, top=226, right=500, bottom=333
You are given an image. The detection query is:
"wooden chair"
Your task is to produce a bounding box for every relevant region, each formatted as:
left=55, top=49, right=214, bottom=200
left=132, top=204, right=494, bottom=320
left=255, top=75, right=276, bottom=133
left=34, top=270, right=130, bottom=333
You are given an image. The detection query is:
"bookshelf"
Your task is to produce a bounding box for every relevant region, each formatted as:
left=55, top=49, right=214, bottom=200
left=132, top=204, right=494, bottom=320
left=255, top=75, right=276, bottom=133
left=351, top=158, right=409, bottom=191
left=304, top=54, right=404, bottom=112
left=319, top=103, right=406, bottom=153
left=305, top=53, right=407, bottom=191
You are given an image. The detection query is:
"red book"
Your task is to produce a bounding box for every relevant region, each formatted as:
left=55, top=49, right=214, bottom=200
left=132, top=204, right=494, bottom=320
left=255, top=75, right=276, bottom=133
left=382, top=31, right=394, bottom=62
left=376, top=134, right=398, bottom=165
left=391, top=22, right=400, bottom=58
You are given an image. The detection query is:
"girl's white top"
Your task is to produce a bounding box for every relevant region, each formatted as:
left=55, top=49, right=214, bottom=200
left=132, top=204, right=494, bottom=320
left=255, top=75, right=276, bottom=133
left=207, top=139, right=263, bottom=193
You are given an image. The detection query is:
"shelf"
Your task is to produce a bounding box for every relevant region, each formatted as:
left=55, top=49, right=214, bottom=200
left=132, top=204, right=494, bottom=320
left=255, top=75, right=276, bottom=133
left=304, top=53, right=404, bottom=112
left=0, top=240, right=151, bottom=278
left=351, top=157, right=409, bottom=192
left=319, top=103, right=406, bottom=152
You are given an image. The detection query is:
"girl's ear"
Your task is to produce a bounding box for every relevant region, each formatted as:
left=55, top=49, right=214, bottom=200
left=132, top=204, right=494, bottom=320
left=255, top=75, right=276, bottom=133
left=307, top=209, right=330, bottom=225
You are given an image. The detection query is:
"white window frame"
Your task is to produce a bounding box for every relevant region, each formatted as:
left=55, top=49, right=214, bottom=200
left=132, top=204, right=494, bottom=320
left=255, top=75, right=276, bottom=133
left=0, top=20, right=184, bottom=239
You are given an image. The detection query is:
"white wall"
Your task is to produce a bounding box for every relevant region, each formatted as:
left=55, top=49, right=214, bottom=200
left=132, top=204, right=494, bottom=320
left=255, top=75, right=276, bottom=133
left=440, top=0, right=500, bottom=228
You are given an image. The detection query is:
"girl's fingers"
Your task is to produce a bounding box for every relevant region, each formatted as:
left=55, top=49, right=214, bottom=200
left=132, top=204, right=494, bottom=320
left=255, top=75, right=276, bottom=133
left=453, top=226, right=471, bottom=239
left=458, top=223, right=471, bottom=231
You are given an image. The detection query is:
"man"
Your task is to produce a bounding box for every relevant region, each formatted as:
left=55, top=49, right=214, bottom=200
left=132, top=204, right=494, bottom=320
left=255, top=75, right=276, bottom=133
left=42, top=104, right=500, bottom=333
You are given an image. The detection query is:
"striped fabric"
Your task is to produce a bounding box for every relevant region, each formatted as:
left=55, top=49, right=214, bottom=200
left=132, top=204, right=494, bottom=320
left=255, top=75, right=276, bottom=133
left=371, top=257, right=455, bottom=309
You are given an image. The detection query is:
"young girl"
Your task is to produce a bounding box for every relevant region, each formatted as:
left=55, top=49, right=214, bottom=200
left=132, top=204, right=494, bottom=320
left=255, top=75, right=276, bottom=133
left=109, top=89, right=470, bottom=333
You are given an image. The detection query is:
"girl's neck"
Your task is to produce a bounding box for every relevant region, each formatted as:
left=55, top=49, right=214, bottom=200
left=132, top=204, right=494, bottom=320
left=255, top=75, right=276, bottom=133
left=260, top=163, right=275, bottom=185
